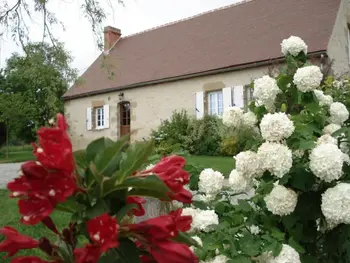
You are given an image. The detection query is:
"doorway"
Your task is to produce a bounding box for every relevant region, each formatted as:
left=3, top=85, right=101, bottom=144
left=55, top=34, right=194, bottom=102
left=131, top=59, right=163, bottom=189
left=119, top=102, right=130, bottom=137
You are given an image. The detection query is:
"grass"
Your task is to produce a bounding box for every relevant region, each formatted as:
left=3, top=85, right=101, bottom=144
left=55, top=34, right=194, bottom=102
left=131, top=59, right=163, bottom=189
left=186, top=155, right=234, bottom=176
left=0, top=145, right=34, bottom=163
left=0, top=190, right=70, bottom=262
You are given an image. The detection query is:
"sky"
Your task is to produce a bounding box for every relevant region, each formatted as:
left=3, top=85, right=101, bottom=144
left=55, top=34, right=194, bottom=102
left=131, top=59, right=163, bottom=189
left=0, top=0, right=240, bottom=75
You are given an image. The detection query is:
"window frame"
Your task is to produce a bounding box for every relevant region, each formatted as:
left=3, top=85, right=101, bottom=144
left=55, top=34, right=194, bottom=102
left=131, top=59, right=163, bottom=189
left=207, top=90, right=224, bottom=116
left=95, top=106, right=105, bottom=129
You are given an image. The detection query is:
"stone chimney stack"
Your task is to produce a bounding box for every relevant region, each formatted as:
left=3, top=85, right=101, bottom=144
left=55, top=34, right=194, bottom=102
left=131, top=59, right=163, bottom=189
left=103, top=26, right=121, bottom=51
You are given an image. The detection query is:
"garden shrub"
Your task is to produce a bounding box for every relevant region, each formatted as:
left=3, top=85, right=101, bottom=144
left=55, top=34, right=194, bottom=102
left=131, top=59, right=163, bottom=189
left=177, top=36, right=350, bottom=263
left=185, top=115, right=223, bottom=156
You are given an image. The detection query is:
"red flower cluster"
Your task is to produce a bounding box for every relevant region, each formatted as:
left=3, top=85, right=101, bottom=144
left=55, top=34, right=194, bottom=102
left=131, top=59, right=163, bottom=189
left=74, top=213, right=120, bottom=263
left=128, top=208, right=198, bottom=263
left=145, top=156, right=192, bottom=203
left=7, top=114, right=77, bottom=225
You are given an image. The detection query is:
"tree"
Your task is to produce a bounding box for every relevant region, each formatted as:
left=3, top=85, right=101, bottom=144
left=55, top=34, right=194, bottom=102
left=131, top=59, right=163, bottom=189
left=0, top=0, right=124, bottom=50
left=1, top=42, right=77, bottom=141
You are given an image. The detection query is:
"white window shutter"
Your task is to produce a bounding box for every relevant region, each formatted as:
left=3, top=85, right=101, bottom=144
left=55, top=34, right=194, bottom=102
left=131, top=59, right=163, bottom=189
left=222, top=87, right=233, bottom=111
left=86, top=107, right=92, bottom=130
left=233, top=85, right=244, bottom=108
left=195, top=92, right=204, bottom=119
left=103, top=104, right=110, bottom=129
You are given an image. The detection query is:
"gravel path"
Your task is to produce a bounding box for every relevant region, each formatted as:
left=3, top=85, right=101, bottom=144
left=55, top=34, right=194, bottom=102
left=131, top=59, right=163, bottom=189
left=0, top=162, right=24, bottom=188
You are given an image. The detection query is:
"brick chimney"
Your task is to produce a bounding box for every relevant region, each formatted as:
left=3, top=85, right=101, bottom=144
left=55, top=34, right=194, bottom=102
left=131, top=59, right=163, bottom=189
left=103, top=26, right=121, bottom=51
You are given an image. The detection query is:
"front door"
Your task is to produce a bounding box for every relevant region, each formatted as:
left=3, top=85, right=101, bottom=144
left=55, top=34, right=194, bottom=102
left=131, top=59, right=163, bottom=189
left=120, top=102, right=131, bottom=137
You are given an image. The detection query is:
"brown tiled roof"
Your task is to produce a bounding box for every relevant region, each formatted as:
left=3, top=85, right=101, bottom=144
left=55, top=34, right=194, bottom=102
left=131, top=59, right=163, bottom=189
left=64, top=0, right=340, bottom=99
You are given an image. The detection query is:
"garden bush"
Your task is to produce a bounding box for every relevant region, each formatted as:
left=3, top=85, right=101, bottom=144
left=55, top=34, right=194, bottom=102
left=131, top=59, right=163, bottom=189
left=178, top=36, right=350, bottom=263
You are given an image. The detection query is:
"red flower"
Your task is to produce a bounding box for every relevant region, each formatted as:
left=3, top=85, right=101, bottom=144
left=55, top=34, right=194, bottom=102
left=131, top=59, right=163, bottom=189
left=74, top=244, right=101, bottom=263
left=10, top=256, right=57, bottom=263
left=145, top=156, right=192, bottom=204
left=33, top=113, right=74, bottom=173
left=169, top=209, right=192, bottom=233
left=18, top=196, right=54, bottom=225
left=126, top=196, right=146, bottom=216
left=42, top=174, right=76, bottom=202
left=150, top=240, right=198, bottom=263
left=0, top=227, right=39, bottom=258
left=21, top=161, right=50, bottom=180
left=152, top=156, right=186, bottom=174
left=87, top=213, right=119, bottom=252
left=128, top=209, right=190, bottom=241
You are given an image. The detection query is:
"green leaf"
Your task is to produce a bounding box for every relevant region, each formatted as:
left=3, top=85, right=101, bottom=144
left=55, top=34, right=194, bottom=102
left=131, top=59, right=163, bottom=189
left=85, top=200, right=109, bottom=219
left=74, top=150, right=88, bottom=169
left=116, top=238, right=140, bottom=263
left=270, top=228, right=285, bottom=241
left=86, top=137, right=114, bottom=163
left=240, top=233, right=261, bottom=256
left=263, top=241, right=282, bottom=257
left=128, top=188, right=170, bottom=200
left=94, top=137, right=129, bottom=178
left=56, top=197, right=81, bottom=213
left=118, top=140, right=154, bottom=182
left=172, top=232, right=199, bottom=247
left=288, top=236, right=305, bottom=254
left=229, top=256, right=252, bottom=263
left=237, top=200, right=252, bottom=212
left=103, top=175, right=169, bottom=197
left=299, top=140, right=315, bottom=150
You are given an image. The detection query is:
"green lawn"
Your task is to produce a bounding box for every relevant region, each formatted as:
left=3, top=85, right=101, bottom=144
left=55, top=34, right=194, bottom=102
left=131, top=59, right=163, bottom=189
left=0, top=190, right=70, bottom=262
left=0, top=145, right=34, bottom=163
left=186, top=155, right=234, bottom=177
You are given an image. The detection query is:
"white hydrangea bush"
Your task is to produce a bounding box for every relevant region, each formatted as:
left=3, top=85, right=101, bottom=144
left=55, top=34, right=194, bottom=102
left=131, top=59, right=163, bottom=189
left=180, top=36, right=350, bottom=263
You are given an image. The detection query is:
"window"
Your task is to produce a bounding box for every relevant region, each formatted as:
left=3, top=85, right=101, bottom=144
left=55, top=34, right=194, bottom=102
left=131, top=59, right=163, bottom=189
left=95, top=107, right=104, bottom=128
left=208, top=91, right=224, bottom=116
left=244, top=85, right=254, bottom=111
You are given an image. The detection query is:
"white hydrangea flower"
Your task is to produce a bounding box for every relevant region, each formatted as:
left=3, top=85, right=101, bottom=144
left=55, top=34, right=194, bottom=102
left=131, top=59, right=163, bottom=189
left=248, top=225, right=261, bottom=235
left=228, top=169, right=252, bottom=194
left=172, top=200, right=183, bottom=208
left=329, top=102, right=349, bottom=125
left=321, top=183, right=350, bottom=225
left=194, top=210, right=219, bottom=232
left=253, top=76, right=281, bottom=109
left=222, top=106, right=243, bottom=127
left=260, top=113, right=295, bottom=141
left=209, top=255, right=229, bottom=263
left=309, top=143, right=343, bottom=182
left=242, top=111, right=258, bottom=128
left=264, top=185, right=298, bottom=216
left=313, top=90, right=333, bottom=107
left=193, top=193, right=216, bottom=203
left=281, top=36, right=308, bottom=56
left=316, top=134, right=337, bottom=146
left=257, top=142, right=293, bottom=178
left=182, top=208, right=219, bottom=232
left=235, top=151, right=263, bottom=178
left=267, top=244, right=301, bottom=263
left=198, top=169, right=225, bottom=196
left=341, top=142, right=350, bottom=154
left=323, top=123, right=341, bottom=135
left=293, top=66, right=323, bottom=92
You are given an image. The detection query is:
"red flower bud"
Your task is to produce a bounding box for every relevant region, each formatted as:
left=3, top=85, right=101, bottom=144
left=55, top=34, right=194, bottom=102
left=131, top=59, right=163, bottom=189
left=0, top=227, right=39, bottom=258
left=126, top=196, right=146, bottom=216
left=150, top=240, right=198, bottom=263
left=18, top=196, right=55, bottom=225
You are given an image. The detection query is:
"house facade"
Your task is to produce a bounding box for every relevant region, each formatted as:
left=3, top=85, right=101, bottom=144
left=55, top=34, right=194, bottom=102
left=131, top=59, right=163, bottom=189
left=64, top=0, right=350, bottom=150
